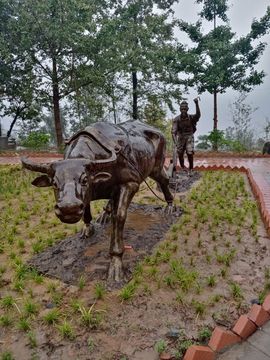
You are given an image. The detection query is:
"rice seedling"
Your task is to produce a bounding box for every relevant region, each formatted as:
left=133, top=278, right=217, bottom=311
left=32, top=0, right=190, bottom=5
left=206, top=275, right=216, bottom=287
left=17, top=317, right=31, bottom=332
left=78, top=275, right=86, bottom=290
left=1, top=295, right=15, bottom=309
left=43, top=309, right=61, bottom=325
left=119, top=282, right=137, bottom=301
left=13, top=279, right=25, bottom=292
left=57, top=320, right=75, bottom=340
left=94, top=282, right=106, bottom=300
left=23, top=299, right=39, bottom=317
left=220, top=268, right=227, bottom=278
left=1, top=351, right=15, bottom=360
left=78, top=303, right=104, bottom=329
left=0, top=314, right=13, bottom=327
left=87, top=336, right=95, bottom=352
left=51, top=291, right=64, bottom=306
left=230, top=282, right=243, bottom=300
left=154, top=339, right=167, bottom=354
left=197, top=326, right=212, bottom=343
left=192, top=300, right=206, bottom=316
left=147, top=265, right=158, bottom=278
left=27, top=331, right=37, bottom=348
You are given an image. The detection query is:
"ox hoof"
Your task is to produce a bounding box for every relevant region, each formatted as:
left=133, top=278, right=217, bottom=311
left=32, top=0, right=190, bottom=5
left=80, top=224, right=94, bottom=239
left=96, top=211, right=111, bottom=225
left=107, top=256, right=124, bottom=283
left=164, top=204, right=174, bottom=215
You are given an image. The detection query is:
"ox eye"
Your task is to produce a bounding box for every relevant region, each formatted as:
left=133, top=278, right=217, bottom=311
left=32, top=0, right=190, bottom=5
left=80, top=176, right=88, bottom=187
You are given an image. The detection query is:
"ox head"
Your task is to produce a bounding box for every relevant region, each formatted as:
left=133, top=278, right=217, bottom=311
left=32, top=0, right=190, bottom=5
left=21, top=156, right=115, bottom=224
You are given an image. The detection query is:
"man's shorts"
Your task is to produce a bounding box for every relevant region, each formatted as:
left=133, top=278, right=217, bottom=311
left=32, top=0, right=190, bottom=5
left=176, top=134, right=194, bottom=154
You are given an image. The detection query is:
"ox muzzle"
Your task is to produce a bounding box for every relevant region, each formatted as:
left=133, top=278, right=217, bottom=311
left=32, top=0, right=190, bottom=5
left=54, top=183, right=84, bottom=224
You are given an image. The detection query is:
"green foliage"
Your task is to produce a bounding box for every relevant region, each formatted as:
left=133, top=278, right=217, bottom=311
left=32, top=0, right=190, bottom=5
left=196, top=0, right=229, bottom=22
left=20, top=132, right=50, bottom=150
left=17, top=317, right=31, bottom=332
left=154, top=339, right=167, bottom=354
left=179, top=3, right=270, bottom=131
left=143, top=96, right=167, bottom=132
left=43, top=309, right=60, bottom=325
left=225, top=92, right=257, bottom=151
left=1, top=295, right=14, bottom=309
left=57, top=320, right=75, bottom=340
left=0, top=314, right=13, bottom=327
left=197, top=326, right=212, bottom=343
left=119, top=282, right=137, bottom=301
left=78, top=304, right=104, bottom=329
left=94, top=282, right=106, bottom=300
left=196, top=129, right=228, bottom=151
left=230, top=282, right=243, bottom=300
left=78, top=275, right=86, bottom=290
left=1, top=352, right=15, bottom=360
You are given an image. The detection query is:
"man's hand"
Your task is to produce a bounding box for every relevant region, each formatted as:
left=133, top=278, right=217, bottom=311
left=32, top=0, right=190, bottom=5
left=193, top=97, right=199, bottom=104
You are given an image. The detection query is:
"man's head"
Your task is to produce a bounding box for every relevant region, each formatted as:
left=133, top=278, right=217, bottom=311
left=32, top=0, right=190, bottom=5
left=180, top=101, right=189, bottom=115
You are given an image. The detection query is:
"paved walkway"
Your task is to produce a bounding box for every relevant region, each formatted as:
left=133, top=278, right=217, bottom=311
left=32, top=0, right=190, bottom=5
left=218, top=321, right=270, bottom=359
left=2, top=155, right=270, bottom=359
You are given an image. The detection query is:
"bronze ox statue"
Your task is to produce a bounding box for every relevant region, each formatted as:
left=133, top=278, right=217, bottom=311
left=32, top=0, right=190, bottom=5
left=21, top=120, right=173, bottom=281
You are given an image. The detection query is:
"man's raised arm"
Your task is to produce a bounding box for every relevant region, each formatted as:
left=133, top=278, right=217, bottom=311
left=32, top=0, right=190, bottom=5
left=193, top=97, right=201, bottom=120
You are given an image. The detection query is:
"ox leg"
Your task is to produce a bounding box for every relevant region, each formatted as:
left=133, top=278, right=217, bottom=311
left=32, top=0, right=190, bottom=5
left=151, top=168, right=174, bottom=206
left=108, top=182, right=139, bottom=282
left=81, top=204, right=94, bottom=238
left=96, top=200, right=112, bottom=225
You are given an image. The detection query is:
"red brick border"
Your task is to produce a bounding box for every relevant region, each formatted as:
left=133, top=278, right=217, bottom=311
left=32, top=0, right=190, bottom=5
left=180, top=301, right=270, bottom=360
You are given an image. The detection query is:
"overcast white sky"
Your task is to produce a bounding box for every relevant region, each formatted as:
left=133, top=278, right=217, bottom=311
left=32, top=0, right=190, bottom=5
left=173, top=0, right=270, bottom=138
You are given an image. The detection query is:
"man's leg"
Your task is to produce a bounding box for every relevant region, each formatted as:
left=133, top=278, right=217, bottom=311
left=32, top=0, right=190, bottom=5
left=177, top=137, right=186, bottom=169
left=178, top=151, right=185, bottom=168
left=187, top=154, right=194, bottom=170
left=186, top=135, right=195, bottom=171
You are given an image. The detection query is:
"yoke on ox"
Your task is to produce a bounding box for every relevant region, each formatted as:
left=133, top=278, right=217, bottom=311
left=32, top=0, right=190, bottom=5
left=21, top=120, right=173, bottom=282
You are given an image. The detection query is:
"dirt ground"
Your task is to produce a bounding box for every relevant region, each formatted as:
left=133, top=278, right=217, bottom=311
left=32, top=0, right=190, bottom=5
left=28, top=203, right=183, bottom=286
left=1, top=169, right=270, bottom=360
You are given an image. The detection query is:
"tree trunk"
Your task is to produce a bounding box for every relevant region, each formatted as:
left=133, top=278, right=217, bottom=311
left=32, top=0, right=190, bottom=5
left=132, top=70, right=138, bottom=120
left=213, top=88, right=218, bottom=151
left=52, top=56, right=63, bottom=148
left=7, top=106, right=25, bottom=138
left=213, top=88, right=218, bottom=131
left=112, top=97, right=117, bottom=124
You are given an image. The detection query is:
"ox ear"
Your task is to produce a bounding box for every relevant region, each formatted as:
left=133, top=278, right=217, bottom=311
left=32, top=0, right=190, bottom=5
left=32, top=175, right=52, bottom=187
left=93, top=172, right=112, bottom=184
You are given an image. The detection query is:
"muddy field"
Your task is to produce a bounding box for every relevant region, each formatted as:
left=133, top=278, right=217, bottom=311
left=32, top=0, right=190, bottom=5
left=28, top=203, right=183, bottom=285
left=1, top=168, right=270, bottom=360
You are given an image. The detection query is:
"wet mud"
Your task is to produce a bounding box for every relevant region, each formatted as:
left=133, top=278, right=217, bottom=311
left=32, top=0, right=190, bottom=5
left=28, top=203, right=183, bottom=285
left=169, top=170, right=201, bottom=193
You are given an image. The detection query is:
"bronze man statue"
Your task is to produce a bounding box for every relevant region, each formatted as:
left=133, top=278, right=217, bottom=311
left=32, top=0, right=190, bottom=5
left=171, top=98, right=201, bottom=172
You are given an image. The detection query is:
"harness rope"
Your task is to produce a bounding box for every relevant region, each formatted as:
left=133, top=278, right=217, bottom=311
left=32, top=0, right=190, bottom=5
left=119, top=151, right=176, bottom=203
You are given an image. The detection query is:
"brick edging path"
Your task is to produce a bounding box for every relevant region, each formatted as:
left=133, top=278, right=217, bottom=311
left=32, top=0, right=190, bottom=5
left=182, top=295, right=270, bottom=360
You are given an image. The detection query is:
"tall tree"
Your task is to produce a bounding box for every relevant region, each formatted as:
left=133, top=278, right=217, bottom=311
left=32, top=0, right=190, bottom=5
left=196, top=0, right=229, bottom=132
left=0, top=0, right=40, bottom=138
left=10, top=0, right=109, bottom=148
left=101, top=0, right=183, bottom=120
left=178, top=1, right=270, bottom=148
left=225, top=92, right=257, bottom=151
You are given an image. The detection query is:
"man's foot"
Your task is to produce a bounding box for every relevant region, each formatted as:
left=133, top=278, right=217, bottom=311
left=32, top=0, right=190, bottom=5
left=188, top=169, right=194, bottom=177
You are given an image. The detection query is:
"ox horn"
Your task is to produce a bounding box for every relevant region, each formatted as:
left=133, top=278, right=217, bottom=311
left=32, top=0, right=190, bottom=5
left=21, top=157, right=53, bottom=174
left=87, top=149, right=118, bottom=170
